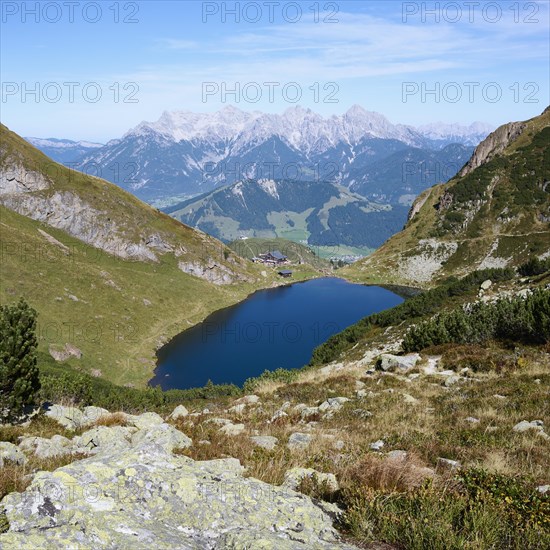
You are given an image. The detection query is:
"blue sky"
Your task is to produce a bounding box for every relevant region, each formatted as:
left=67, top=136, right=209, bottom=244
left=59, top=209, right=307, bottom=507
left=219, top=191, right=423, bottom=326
left=1, top=0, right=548, bottom=141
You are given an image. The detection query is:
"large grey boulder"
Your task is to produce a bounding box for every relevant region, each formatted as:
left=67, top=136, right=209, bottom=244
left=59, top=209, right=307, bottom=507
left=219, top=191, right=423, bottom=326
left=318, top=397, right=350, bottom=413
left=18, top=435, right=73, bottom=459
left=126, top=411, right=165, bottom=430
left=72, top=425, right=137, bottom=455
left=377, top=353, right=421, bottom=373
left=287, top=432, right=313, bottom=451
left=45, top=405, right=85, bottom=430
left=167, top=405, right=189, bottom=420
left=81, top=406, right=111, bottom=425
left=0, top=435, right=358, bottom=548
left=250, top=435, right=278, bottom=451
left=0, top=442, right=27, bottom=466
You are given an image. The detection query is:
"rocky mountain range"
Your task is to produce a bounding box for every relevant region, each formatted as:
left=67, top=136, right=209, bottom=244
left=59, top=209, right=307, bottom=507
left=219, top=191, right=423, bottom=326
left=27, top=106, right=490, bottom=205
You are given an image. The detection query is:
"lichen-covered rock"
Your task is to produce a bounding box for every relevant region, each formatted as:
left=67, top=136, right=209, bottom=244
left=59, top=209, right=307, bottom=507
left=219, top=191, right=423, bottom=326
left=377, top=353, right=421, bottom=373
left=0, top=429, right=357, bottom=549
left=81, top=406, right=111, bottom=425
left=0, top=442, right=27, bottom=466
left=131, top=423, right=192, bottom=452
left=318, top=398, right=350, bottom=413
left=72, top=425, right=136, bottom=455
left=126, top=411, right=165, bottom=430
left=168, top=405, right=189, bottom=420
left=45, top=405, right=85, bottom=430
left=19, top=435, right=73, bottom=459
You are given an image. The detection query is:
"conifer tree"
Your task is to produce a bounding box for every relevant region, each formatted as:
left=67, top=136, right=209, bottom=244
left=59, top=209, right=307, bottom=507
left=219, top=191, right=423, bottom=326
left=0, top=298, right=40, bottom=422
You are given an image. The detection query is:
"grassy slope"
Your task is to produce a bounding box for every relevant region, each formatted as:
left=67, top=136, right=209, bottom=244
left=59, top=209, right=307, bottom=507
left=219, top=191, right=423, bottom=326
left=0, top=124, right=295, bottom=387
left=343, top=109, right=550, bottom=288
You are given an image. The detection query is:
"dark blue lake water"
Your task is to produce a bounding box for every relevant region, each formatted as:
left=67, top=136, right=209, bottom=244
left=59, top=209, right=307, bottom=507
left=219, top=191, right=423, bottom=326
left=151, top=277, right=404, bottom=390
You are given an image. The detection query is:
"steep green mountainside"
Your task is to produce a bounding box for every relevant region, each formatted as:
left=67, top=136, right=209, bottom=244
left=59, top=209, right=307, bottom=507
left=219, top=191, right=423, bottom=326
left=228, top=238, right=331, bottom=272
left=345, top=108, right=550, bottom=287
left=165, top=178, right=408, bottom=250
left=0, top=124, right=280, bottom=387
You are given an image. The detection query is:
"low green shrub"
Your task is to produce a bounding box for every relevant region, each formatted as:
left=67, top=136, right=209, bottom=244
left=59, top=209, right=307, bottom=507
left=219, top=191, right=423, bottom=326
left=402, top=289, right=550, bottom=352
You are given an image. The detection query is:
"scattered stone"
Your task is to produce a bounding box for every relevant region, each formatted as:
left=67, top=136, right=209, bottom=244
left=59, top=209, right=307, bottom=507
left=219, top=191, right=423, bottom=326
left=72, top=426, right=136, bottom=455
left=355, top=380, right=365, bottom=389
left=198, top=440, right=211, bottom=446
left=387, top=450, right=408, bottom=461
left=444, top=375, right=461, bottom=387
left=250, top=436, right=278, bottom=451
left=300, top=407, right=320, bottom=420
left=370, top=440, right=385, bottom=451
left=287, top=433, right=313, bottom=451
left=235, top=395, right=260, bottom=405
left=537, top=485, right=549, bottom=494
left=228, top=403, right=246, bottom=414
left=377, top=353, right=421, bottom=373
left=513, top=420, right=544, bottom=433
left=67, top=294, right=79, bottom=301
left=402, top=393, right=419, bottom=404
left=356, top=389, right=368, bottom=399
left=283, top=468, right=339, bottom=493
left=465, top=417, right=480, bottom=424
left=45, top=404, right=85, bottom=430
left=480, top=279, right=492, bottom=290
left=333, top=440, right=345, bottom=451
left=219, top=423, right=245, bottom=436
left=270, top=410, right=288, bottom=423
left=422, top=356, right=441, bottom=374
left=318, top=397, right=350, bottom=412
left=352, top=409, right=373, bottom=419
left=132, top=423, right=192, bottom=451
left=19, top=435, right=73, bottom=459
left=81, top=406, right=111, bottom=425
left=48, top=343, right=83, bottom=362
left=142, top=298, right=152, bottom=306
left=493, top=394, right=507, bottom=399
left=437, top=457, right=461, bottom=470
left=0, top=442, right=27, bottom=467
left=168, top=405, right=189, bottom=420
left=126, top=412, right=165, bottom=430
left=207, top=417, right=231, bottom=426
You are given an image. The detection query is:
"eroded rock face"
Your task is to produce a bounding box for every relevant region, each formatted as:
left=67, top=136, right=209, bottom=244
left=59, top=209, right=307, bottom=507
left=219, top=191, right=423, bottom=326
left=459, top=121, right=526, bottom=177
left=0, top=426, right=357, bottom=549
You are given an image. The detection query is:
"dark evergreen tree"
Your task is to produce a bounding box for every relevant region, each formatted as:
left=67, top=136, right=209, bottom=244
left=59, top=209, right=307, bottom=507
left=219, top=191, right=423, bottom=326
left=0, top=298, right=40, bottom=422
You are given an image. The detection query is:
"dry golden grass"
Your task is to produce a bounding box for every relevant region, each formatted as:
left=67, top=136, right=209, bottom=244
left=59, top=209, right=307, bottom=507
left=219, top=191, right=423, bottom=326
left=92, top=412, right=128, bottom=427
left=0, top=453, right=89, bottom=501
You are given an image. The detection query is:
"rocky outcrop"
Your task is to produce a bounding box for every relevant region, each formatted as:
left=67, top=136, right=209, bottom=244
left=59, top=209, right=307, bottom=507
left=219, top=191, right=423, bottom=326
left=0, top=421, right=357, bottom=549
left=0, top=190, right=159, bottom=262
left=458, top=121, right=526, bottom=177
left=178, top=260, right=240, bottom=286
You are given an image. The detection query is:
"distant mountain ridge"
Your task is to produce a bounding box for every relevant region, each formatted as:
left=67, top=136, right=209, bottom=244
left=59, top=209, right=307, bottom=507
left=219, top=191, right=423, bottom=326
left=166, top=177, right=409, bottom=249
left=25, top=137, right=103, bottom=164
left=27, top=106, right=491, bottom=204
